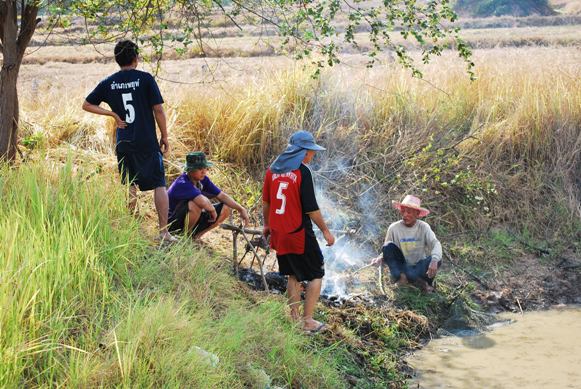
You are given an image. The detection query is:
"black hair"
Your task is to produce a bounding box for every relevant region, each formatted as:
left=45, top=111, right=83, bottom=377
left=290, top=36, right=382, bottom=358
left=114, top=40, right=139, bottom=67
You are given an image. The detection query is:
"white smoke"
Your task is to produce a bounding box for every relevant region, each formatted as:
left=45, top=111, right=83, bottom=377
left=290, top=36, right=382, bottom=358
left=306, top=70, right=384, bottom=297
left=314, top=181, right=378, bottom=298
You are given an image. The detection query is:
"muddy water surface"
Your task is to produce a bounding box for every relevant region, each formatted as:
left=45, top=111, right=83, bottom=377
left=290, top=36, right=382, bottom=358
left=409, top=307, right=581, bottom=389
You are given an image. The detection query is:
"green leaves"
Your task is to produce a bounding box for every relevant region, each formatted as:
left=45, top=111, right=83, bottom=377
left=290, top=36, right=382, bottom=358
left=41, top=0, right=475, bottom=78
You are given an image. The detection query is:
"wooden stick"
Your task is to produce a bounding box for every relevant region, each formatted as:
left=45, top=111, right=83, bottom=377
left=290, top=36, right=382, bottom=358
left=227, top=213, right=239, bottom=276
left=236, top=226, right=269, bottom=292
left=351, top=263, right=374, bottom=274
left=237, top=250, right=249, bottom=269
left=516, top=298, right=523, bottom=315
left=233, top=231, right=239, bottom=275
left=221, top=223, right=263, bottom=235
left=378, top=263, right=386, bottom=295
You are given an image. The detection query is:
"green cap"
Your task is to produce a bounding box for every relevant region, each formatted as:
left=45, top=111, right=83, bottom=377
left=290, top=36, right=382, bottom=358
left=185, top=151, right=213, bottom=172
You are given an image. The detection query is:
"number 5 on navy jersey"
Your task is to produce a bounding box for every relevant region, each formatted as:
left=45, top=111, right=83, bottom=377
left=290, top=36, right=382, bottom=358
left=122, top=93, right=135, bottom=123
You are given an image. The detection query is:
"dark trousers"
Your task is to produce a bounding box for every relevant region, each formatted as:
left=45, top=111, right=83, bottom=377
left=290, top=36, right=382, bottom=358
left=382, top=243, right=439, bottom=286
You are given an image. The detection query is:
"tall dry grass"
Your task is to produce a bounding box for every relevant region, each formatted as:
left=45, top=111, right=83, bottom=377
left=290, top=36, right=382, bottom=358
left=20, top=47, right=581, bottom=242
left=168, top=48, right=580, bottom=240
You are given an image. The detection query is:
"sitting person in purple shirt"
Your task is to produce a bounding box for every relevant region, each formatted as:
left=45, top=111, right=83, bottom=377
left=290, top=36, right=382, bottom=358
left=168, top=152, right=250, bottom=238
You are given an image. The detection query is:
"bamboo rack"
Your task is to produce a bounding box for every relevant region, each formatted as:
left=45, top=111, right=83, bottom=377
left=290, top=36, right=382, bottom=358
left=221, top=222, right=270, bottom=292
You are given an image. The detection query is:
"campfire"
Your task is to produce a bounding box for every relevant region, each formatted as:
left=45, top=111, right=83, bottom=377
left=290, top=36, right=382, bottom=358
left=221, top=222, right=387, bottom=307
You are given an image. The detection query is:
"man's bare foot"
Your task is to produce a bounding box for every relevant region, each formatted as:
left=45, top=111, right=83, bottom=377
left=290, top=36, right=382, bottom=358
left=290, top=310, right=300, bottom=322
left=416, top=279, right=435, bottom=294
left=396, top=274, right=408, bottom=286
left=192, top=237, right=211, bottom=249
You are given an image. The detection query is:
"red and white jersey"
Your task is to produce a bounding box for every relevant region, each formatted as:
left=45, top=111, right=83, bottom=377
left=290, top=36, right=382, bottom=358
left=263, top=167, right=306, bottom=255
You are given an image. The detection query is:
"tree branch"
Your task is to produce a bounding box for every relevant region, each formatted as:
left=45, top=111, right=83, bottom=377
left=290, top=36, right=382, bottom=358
left=20, top=0, right=24, bottom=34
left=0, top=1, right=5, bottom=47
left=11, top=0, right=16, bottom=26
left=229, top=0, right=282, bottom=29
left=16, top=3, right=39, bottom=59
left=212, top=0, right=242, bottom=31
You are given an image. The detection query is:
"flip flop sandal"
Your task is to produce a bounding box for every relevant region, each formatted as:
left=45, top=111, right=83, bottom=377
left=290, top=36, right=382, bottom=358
left=304, top=323, right=327, bottom=335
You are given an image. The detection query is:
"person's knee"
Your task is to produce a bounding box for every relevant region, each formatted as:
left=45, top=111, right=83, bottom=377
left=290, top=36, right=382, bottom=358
left=187, top=201, right=202, bottom=222
left=187, top=201, right=201, bottom=213
left=382, top=242, right=400, bottom=259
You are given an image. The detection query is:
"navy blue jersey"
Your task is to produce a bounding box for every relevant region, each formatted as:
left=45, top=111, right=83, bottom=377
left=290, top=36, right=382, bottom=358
left=86, top=69, right=163, bottom=153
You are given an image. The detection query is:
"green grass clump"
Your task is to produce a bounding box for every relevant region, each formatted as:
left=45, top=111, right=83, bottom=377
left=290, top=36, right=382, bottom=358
left=0, top=161, right=346, bottom=387
left=0, top=159, right=145, bottom=386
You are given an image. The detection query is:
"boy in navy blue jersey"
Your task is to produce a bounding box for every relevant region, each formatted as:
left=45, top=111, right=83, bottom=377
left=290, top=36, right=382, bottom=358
left=83, top=40, right=176, bottom=242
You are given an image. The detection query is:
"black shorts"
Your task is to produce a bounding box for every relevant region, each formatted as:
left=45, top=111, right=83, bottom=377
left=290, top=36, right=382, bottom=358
left=277, top=231, right=325, bottom=282
left=116, top=149, right=166, bottom=191
left=168, top=201, right=224, bottom=236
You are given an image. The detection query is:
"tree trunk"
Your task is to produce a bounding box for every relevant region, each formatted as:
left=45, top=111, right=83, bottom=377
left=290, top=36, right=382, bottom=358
left=0, top=0, right=39, bottom=161
left=0, top=65, right=19, bottom=162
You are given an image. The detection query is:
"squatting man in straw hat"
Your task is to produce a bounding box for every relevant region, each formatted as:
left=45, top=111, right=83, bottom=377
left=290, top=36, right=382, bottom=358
left=370, top=195, right=442, bottom=293
left=262, top=131, right=335, bottom=333
left=167, top=152, right=250, bottom=238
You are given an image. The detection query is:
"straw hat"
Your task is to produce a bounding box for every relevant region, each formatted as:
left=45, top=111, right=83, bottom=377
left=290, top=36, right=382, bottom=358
left=392, top=195, right=430, bottom=217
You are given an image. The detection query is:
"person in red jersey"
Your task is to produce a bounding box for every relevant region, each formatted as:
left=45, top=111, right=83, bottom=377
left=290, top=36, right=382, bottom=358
left=263, top=131, right=335, bottom=333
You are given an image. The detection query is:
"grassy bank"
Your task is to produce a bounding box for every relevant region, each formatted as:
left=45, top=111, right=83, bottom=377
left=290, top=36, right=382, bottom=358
left=7, top=46, right=581, bottom=386
left=0, top=161, right=353, bottom=387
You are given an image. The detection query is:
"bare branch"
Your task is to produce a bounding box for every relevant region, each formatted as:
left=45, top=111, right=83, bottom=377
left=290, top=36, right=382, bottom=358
left=20, top=0, right=24, bottom=34
left=212, top=0, right=242, bottom=31
left=0, top=11, right=3, bottom=47
left=16, top=3, right=39, bottom=58
left=10, top=0, right=16, bottom=28
left=229, top=0, right=282, bottom=29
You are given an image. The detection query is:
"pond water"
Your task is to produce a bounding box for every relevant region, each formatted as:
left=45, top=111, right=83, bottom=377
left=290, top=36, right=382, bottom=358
left=409, top=307, right=581, bottom=389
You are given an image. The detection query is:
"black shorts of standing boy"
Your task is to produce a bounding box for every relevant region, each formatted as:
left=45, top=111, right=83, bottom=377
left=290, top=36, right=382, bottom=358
left=382, top=242, right=441, bottom=286
left=116, top=149, right=166, bottom=191
left=277, top=231, right=325, bottom=282
left=168, top=201, right=224, bottom=237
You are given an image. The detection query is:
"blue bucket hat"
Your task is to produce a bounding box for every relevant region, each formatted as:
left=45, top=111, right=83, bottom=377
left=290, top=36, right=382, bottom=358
left=289, top=130, right=326, bottom=151
left=270, top=131, right=326, bottom=174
